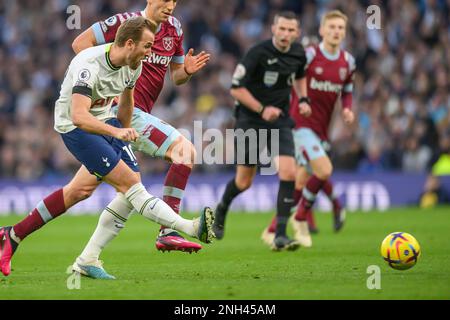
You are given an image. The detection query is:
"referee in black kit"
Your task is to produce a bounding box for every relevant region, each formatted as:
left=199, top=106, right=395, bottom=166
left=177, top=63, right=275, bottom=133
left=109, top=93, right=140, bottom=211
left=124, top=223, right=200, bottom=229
left=213, top=11, right=312, bottom=250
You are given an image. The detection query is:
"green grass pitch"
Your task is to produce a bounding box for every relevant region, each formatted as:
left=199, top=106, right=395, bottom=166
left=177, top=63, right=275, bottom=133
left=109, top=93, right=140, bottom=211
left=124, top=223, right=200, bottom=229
left=0, top=207, right=449, bottom=300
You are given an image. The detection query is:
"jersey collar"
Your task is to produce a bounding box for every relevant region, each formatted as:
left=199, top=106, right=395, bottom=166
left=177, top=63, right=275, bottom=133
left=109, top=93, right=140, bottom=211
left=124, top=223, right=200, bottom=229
left=272, top=37, right=291, bottom=53
left=141, top=10, right=162, bottom=33
left=105, top=43, right=121, bottom=71
left=319, top=42, right=340, bottom=61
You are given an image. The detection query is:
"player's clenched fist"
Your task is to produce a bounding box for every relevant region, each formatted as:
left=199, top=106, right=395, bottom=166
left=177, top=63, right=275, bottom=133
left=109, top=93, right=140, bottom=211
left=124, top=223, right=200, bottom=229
left=299, top=102, right=312, bottom=117
left=262, top=106, right=282, bottom=122
left=342, top=108, right=355, bottom=125
left=114, top=128, right=139, bottom=142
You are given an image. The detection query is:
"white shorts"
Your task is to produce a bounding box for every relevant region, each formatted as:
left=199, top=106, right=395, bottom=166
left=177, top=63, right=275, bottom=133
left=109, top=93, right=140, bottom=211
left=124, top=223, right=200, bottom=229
left=294, top=128, right=330, bottom=173
left=113, top=106, right=181, bottom=159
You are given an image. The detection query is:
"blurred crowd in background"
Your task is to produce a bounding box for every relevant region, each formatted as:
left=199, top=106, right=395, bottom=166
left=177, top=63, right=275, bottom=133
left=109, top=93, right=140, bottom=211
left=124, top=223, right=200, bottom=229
left=0, top=0, right=449, bottom=180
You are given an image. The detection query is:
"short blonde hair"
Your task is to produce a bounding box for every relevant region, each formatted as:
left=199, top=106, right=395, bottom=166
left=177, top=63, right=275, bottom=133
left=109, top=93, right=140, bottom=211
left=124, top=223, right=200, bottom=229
left=320, top=10, right=348, bottom=27
left=115, top=16, right=157, bottom=47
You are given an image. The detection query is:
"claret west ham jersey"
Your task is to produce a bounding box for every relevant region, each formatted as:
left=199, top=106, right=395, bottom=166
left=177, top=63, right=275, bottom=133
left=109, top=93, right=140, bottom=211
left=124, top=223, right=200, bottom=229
left=290, top=43, right=356, bottom=141
left=231, top=39, right=306, bottom=128
left=91, top=11, right=185, bottom=113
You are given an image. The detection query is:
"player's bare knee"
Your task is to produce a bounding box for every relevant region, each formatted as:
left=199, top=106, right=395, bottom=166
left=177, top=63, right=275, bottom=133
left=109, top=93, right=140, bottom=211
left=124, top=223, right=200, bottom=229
left=279, top=168, right=296, bottom=182
left=78, top=186, right=95, bottom=201
left=235, top=176, right=253, bottom=191
left=120, top=175, right=141, bottom=192
left=64, top=184, right=93, bottom=204
left=316, top=165, right=333, bottom=181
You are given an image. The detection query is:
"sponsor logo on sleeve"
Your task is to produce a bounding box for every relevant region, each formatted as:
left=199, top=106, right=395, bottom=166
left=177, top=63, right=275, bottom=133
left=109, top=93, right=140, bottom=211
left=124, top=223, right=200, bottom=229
left=233, top=64, right=246, bottom=80
left=105, top=16, right=118, bottom=27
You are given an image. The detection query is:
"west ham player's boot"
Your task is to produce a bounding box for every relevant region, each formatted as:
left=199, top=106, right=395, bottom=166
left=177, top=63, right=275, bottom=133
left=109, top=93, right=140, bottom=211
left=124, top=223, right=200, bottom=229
left=290, top=216, right=312, bottom=248
left=261, top=227, right=276, bottom=247
left=261, top=216, right=277, bottom=246
left=156, top=231, right=203, bottom=253
left=0, top=227, right=19, bottom=276
left=291, top=202, right=313, bottom=248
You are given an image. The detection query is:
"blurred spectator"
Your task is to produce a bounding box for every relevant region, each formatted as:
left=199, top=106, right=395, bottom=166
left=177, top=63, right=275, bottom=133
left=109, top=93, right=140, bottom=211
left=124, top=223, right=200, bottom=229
left=0, top=0, right=449, bottom=179
left=402, top=136, right=432, bottom=173
left=431, top=136, right=450, bottom=176
left=419, top=175, right=450, bottom=208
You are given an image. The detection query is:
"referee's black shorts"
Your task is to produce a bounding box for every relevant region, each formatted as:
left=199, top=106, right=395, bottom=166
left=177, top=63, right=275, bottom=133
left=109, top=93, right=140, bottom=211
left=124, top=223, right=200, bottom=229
left=233, top=121, right=295, bottom=167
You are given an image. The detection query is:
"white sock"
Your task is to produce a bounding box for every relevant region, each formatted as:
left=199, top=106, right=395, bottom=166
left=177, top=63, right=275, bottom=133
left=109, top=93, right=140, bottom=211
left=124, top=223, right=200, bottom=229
left=125, top=183, right=195, bottom=237
left=78, top=193, right=133, bottom=263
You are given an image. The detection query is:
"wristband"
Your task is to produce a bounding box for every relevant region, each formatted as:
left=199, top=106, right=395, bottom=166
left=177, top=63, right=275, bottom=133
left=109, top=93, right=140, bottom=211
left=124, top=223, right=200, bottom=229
left=257, top=104, right=266, bottom=115
left=299, top=97, right=311, bottom=105
left=184, top=66, right=193, bottom=76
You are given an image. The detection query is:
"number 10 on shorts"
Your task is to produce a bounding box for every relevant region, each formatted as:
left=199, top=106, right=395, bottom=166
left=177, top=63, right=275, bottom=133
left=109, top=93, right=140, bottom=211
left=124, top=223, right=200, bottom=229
left=122, top=145, right=138, bottom=166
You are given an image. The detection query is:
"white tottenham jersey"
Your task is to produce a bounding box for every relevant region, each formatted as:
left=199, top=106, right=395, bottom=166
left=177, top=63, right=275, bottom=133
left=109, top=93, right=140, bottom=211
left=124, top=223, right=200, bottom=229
left=54, top=43, right=142, bottom=133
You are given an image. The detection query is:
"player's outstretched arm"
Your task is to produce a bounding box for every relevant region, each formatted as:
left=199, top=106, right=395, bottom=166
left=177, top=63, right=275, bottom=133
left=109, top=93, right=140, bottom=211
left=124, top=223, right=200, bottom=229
left=170, top=49, right=211, bottom=85
left=71, top=94, right=138, bottom=142
left=230, top=87, right=265, bottom=114
left=230, top=87, right=280, bottom=122
left=72, top=27, right=97, bottom=54
left=117, top=88, right=135, bottom=128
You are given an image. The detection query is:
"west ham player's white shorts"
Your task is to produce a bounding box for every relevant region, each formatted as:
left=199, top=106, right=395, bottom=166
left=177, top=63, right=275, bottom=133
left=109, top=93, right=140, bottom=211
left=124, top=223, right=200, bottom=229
left=293, top=128, right=330, bottom=173
left=113, top=106, right=181, bottom=159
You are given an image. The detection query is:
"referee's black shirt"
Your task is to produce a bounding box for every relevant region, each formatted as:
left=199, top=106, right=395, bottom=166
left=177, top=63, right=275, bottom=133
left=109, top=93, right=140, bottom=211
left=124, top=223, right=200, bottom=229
left=231, top=39, right=306, bottom=128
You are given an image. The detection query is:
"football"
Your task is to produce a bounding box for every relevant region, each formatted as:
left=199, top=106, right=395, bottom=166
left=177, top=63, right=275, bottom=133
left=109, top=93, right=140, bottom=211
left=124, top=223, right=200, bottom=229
left=380, top=232, right=421, bottom=270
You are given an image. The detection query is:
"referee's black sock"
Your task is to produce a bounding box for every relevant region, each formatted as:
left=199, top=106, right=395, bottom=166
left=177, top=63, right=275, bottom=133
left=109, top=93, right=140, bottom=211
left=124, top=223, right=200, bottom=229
left=275, top=180, right=295, bottom=238
left=218, top=178, right=244, bottom=215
